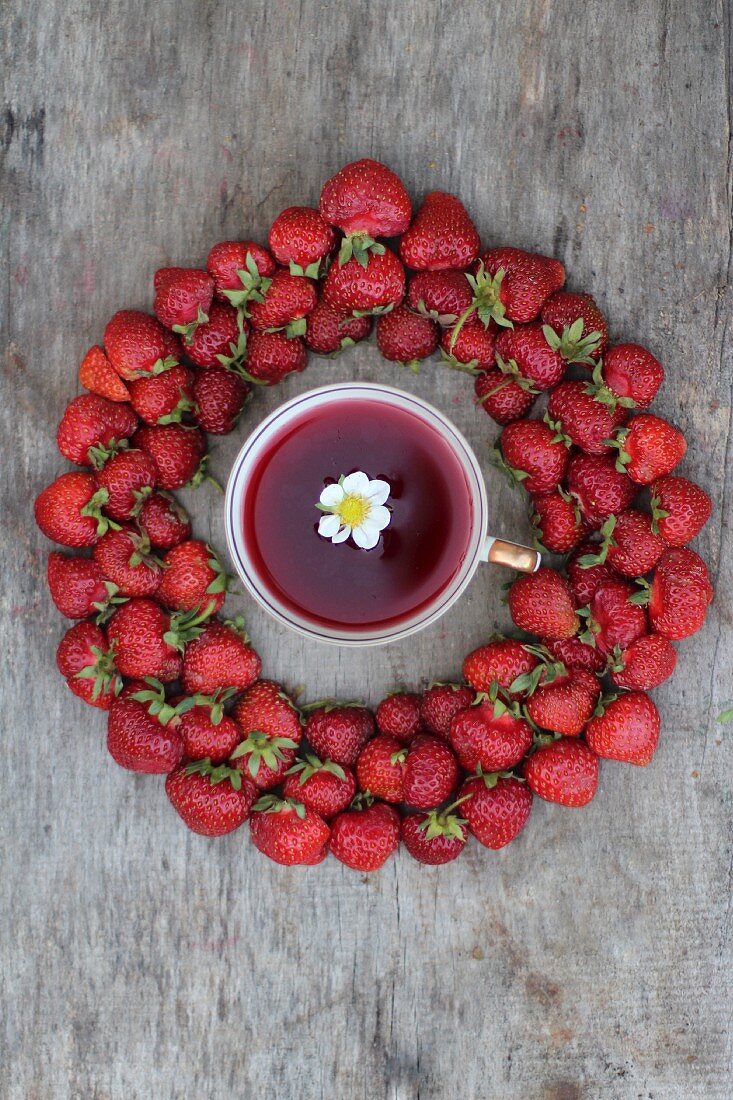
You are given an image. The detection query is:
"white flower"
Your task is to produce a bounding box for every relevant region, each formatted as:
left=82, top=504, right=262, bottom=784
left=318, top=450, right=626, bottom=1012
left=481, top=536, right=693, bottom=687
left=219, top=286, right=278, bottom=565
left=316, top=471, right=391, bottom=550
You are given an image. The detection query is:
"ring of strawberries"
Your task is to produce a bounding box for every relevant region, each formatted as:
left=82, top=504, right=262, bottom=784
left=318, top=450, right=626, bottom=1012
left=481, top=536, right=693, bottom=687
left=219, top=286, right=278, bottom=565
left=35, top=159, right=714, bottom=870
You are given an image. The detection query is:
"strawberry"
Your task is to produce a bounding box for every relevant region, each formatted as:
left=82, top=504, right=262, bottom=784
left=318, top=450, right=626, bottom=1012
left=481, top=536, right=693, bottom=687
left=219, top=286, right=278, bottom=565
left=508, top=567, right=579, bottom=640
left=355, top=735, right=406, bottom=802
left=107, top=685, right=185, bottom=774
left=543, top=636, right=606, bottom=674
left=647, top=547, right=713, bottom=639
left=79, top=345, right=130, bottom=402
left=268, top=206, right=336, bottom=275
left=128, top=365, right=195, bottom=425
left=420, top=683, right=474, bottom=739
left=523, top=738, right=599, bottom=807
left=132, top=424, right=206, bottom=490
left=401, top=804, right=468, bottom=865
left=185, top=303, right=247, bottom=369
left=494, top=323, right=567, bottom=391
left=230, top=680, right=302, bottom=788
left=541, top=291, right=608, bottom=360
left=249, top=796, right=330, bottom=866
left=523, top=668, right=601, bottom=737
left=475, top=369, right=536, bottom=425
left=585, top=692, right=660, bottom=766
left=136, top=491, right=191, bottom=550
left=546, top=380, right=628, bottom=454
left=402, top=734, right=460, bottom=809
left=181, top=618, right=262, bottom=695
left=103, top=310, right=181, bottom=380
left=375, top=692, right=422, bottom=743
left=469, top=247, right=565, bottom=325
left=319, top=158, right=412, bottom=250
left=608, top=414, right=687, bottom=485
left=56, top=621, right=121, bottom=709
left=282, top=756, right=356, bottom=819
left=440, top=320, right=496, bottom=371
left=496, top=419, right=570, bottom=494
left=206, top=240, right=276, bottom=304
left=304, top=705, right=375, bottom=768
left=177, top=693, right=242, bottom=763
left=153, top=267, right=214, bottom=343
left=376, top=304, right=439, bottom=369
left=243, top=330, right=307, bottom=384
left=449, top=701, right=533, bottom=773
left=462, top=639, right=539, bottom=695
left=406, top=270, right=473, bottom=325
left=328, top=801, right=401, bottom=871
left=322, top=248, right=405, bottom=315
left=57, top=394, right=138, bottom=466
left=609, top=633, right=677, bottom=691
left=93, top=526, right=163, bottom=597
left=304, top=298, right=373, bottom=355
left=248, top=269, right=318, bottom=335
left=35, top=472, right=113, bottom=547
left=156, top=539, right=228, bottom=614
left=578, top=578, right=648, bottom=655
left=577, top=510, right=665, bottom=577
left=650, top=475, right=712, bottom=546
left=165, top=760, right=257, bottom=836
left=93, top=447, right=157, bottom=521
left=398, top=191, right=480, bottom=271
left=530, top=490, right=588, bottom=554
left=601, top=343, right=664, bottom=409
left=192, top=367, right=250, bottom=434
left=47, top=552, right=119, bottom=620
left=566, top=452, right=638, bottom=528
left=566, top=539, right=620, bottom=606
left=460, top=772, right=533, bottom=849
left=107, top=597, right=201, bottom=681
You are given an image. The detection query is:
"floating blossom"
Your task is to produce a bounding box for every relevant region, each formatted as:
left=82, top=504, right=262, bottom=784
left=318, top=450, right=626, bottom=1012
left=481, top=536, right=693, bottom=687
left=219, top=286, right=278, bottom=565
left=316, top=471, right=391, bottom=550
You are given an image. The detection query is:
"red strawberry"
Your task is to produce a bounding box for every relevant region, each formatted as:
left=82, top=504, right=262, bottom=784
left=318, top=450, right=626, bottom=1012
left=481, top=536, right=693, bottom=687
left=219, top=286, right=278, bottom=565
left=230, top=680, right=302, bottom=788
left=328, top=801, right=401, bottom=872
left=320, top=158, right=412, bottom=244
left=401, top=804, right=468, bottom=865
left=107, top=686, right=184, bottom=774
left=523, top=738, right=599, bottom=807
left=79, top=345, right=130, bottom=402
left=93, top=447, right=157, bottom=521
left=440, top=320, right=496, bottom=371
left=609, top=633, right=677, bottom=691
left=376, top=304, right=439, bottom=369
left=462, top=639, right=539, bottom=695
left=136, top=491, right=191, bottom=549
left=450, top=701, right=533, bottom=773
left=243, top=330, right=307, bottom=384
left=56, top=621, right=121, bottom=709
left=106, top=597, right=194, bottom=681
left=420, top=683, right=474, bottom=739
left=305, top=704, right=375, bottom=768
left=128, top=365, right=195, bottom=425
left=577, top=510, right=665, bottom=578
left=206, top=240, right=276, bottom=304
left=544, top=636, right=606, bottom=674
left=93, top=526, right=162, bottom=597
left=249, top=796, right=330, bottom=866
left=578, top=578, right=648, bottom=655
left=282, top=756, right=356, bottom=819
left=541, top=291, right=608, bottom=360
left=566, top=540, right=620, bottom=606
left=304, top=298, right=373, bottom=355
left=398, top=191, right=480, bottom=271
left=156, top=540, right=228, bottom=614
left=248, top=269, right=318, bottom=335
left=546, top=380, right=628, bottom=454
left=35, top=472, right=113, bottom=547
left=375, top=692, right=422, bottom=743
left=185, top=303, right=247, bottom=369
left=494, top=323, right=567, bottom=391
left=650, top=475, right=712, bottom=546
left=647, top=547, right=713, bottom=639
left=153, top=267, right=214, bottom=343
left=181, top=618, right=262, bottom=695
left=406, top=270, right=473, bottom=325
left=497, top=419, right=570, bottom=494
left=460, top=772, right=533, bottom=849
left=47, top=552, right=118, bottom=620
left=192, top=367, right=250, bottom=435
left=609, top=414, right=687, bottom=485
left=103, top=310, right=181, bottom=380
left=57, top=394, right=138, bottom=466
left=355, top=735, right=406, bottom=802
left=402, top=734, right=460, bottom=810
left=132, top=423, right=206, bottom=490
left=530, top=490, right=588, bottom=554
left=523, top=668, right=601, bottom=736
left=508, top=567, right=579, bottom=640
left=470, top=247, right=565, bottom=325
left=268, top=206, right=336, bottom=275
left=322, top=248, right=405, bottom=315
left=566, top=452, right=638, bottom=528
left=177, top=693, right=241, bottom=763
left=601, top=343, right=664, bottom=409
left=585, top=692, right=660, bottom=766
left=474, top=369, right=536, bottom=425
left=165, top=760, right=257, bottom=836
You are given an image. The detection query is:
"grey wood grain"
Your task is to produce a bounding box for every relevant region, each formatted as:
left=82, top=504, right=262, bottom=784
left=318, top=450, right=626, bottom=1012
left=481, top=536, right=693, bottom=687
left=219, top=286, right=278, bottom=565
left=1, top=1, right=731, bottom=1097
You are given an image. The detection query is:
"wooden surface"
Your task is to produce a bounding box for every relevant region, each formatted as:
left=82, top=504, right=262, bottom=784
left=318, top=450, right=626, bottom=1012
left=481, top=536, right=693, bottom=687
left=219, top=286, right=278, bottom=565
left=2, top=2, right=732, bottom=1097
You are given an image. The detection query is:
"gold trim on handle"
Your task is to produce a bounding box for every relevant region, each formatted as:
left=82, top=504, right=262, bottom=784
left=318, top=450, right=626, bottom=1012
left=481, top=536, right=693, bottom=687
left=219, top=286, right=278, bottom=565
left=487, top=539, right=541, bottom=573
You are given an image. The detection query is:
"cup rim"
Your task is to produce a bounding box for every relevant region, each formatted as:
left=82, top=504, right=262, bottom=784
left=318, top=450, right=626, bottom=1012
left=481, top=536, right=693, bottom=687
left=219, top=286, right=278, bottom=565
left=224, top=382, right=488, bottom=646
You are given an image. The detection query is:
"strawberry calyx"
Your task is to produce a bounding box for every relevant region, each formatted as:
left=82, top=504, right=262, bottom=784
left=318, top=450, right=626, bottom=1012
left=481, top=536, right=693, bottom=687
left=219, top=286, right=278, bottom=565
left=575, top=606, right=601, bottom=647
left=263, top=317, right=308, bottom=339
left=542, top=318, right=601, bottom=365
left=584, top=361, right=636, bottom=411
left=300, top=698, right=365, bottom=714
left=495, top=354, right=541, bottom=394
left=603, top=428, right=632, bottom=473
left=509, top=656, right=566, bottom=697
left=80, top=487, right=121, bottom=536
left=186, top=455, right=223, bottom=492
left=252, top=794, right=306, bottom=818
left=488, top=446, right=527, bottom=490
left=473, top=768, right=521, bottom=788
left=173, top=306, right=209, bottom=346
left=87, top=438, right=130, bottom=470
left=628, top=578, right=651, bottom=606
left=215, top=312, right=249, bottom=370
left=338, top=233, right=385, bottom=268
left=92, top=581, right=129, bottom=624
left=542, top=411, right=573, bottom=449
left=414, top=297, right=458, bottom=326
left=289, top=259, right=327, bottom=280
left=221, top=614, right=251, bottom=643
left=74, top=643, right=123, bottom=701
left=649, top=491, right=670, bottom=536
left=163, top=602, right=218, bottom=652
left=591, top=692, right=619, bottom=719
left=130, top=677, right=196, bottom=725
left=285, top=753, right=347, bottom=784
left=348, top=791, right=375, bottom=811
left=128, top=531, right=164, bottom=571
left=157, top=391, right=197, bottom=426
left=147, top=355, right=181, bottom=376
left=576, top=516, right=617, bottom=568
left=439, top=348, right=481, bottom=375
left=189, top=686, right=238, bottom=724
left=607, top=645, right=627, bottom=675
left=229, top=730, right=299, bottom=778
left=450, top=264, right=512, bottom=350
left=184, top=756, right=243, bottom=790
left=205, top=546, right=230, bottom=597
left=417, top=796, right=471, bottom=842
left=352, top=302, right=395, bottom=319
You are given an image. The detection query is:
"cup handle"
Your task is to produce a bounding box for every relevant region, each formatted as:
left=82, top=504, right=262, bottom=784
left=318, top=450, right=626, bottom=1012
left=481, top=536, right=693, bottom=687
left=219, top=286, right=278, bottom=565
left=479, top=536, right=541, bottom=573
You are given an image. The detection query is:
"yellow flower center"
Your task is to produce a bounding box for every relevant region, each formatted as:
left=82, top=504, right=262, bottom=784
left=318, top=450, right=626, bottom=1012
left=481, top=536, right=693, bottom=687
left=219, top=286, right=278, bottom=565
left=336, top=493, right=370, bottom=528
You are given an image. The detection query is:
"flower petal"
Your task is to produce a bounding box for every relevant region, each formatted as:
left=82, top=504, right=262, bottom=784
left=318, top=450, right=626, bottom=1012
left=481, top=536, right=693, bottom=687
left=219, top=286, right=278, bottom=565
left=365, top=479, right=391, bottom=505
left=341, top=471, right=370, bottom=495
left=319, top=483, right=345, bottom=508
left=368, top=505, right=391, bottom=531
left=352, top=523, right=381, bottom=550
left=318, top=513, right=341, bottom=538
left=331, top=524, right=351, bottom=544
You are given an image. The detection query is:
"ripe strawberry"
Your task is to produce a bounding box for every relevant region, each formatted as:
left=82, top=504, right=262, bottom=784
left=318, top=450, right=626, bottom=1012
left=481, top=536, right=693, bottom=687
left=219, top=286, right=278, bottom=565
left=440, top=320, right=496, bottom=371
left=93, top=447, right=157, bottom=521
left=470, top=247, right=565, bottom=325
left=566, top=539, right=620, bottom=605
left=609, top=414, right=687, bottom=485
left=420, top=683, right=474, bottom=739
left=192, top=367, right=250, bottom=434
left=319, top=158, right=412, bottom=244
left=136, top=491, right=191, bottom=549
left=546, top=380, right=628, bottom=454
left=601, top=343, right=664, bottom=409
left=494, top=323, right=567, bottom=391
left=93, top=526, right=163, bottom=597
left=398, top=191, right=480, bottom=271
left=402, top=734, right=460, bottom=809
left=508, top=567, right=579, bottom=640
left=322, top=248, right=405, bottom=315
left=243, top=330, right=307, bottom=384
left=406, top=270, right=473, bottom=325
left=647, top=547, right=713, bottom=639
left=566, top=452, right=638, bottom=528
left=475, top=369, right=536, bottom=425
left=462, top=639, right=539, bottom=695
left=523, top=738, right=599, bottom=807
left=578, top=510, right=665, bottom=577
left=523, top=668, right=601, bottom=736
left=497, top=419, right=570, bottom=494
left=165, top=760, right=257, bottom=836
left=376, top=304, right=439, bottom=369
left=56, top=621, right=121, bottom=709
left=543, top=636, right=606, bottom=674
left=103, top=309, right=181, bottom=380
left=35, top=472, right=113, bottom=547
left=329, top=801, right=401, bottom=872
left=181, top=619, right=262, bottom=695
left=578, top=578, right=648, bottom=655
left=185, top=302, right=247, bottom=369
left=460, top=772, right=533, bottom=849
left=206, top=240, right=276, bottom=304
left=304, top=298, right=373, bottom=355
left=230, top=680, right=302, bottom=788
left=401, top=804, right=468, bottom=865
left=107, top=687, right=184, bottom=774
left=57, top=394, right=138, bottom=466
left=79, top=345, right=130, bottom=402
left=609, top=633, right=677, bottom=691
left=249, top=796, right=330, bottom=866
left=282, top=756, right=356, bottom=819
left=305, top=704, right=375, bottom=768
left=248, top=269, right=318, bottom=334
left=268, top=206, right=336, bottom=275
left=47, top=552, right=118, bottom=620
left=375, top=692, right=422, bottom=743
left=153, top=267, right=214, bottom=343
left=585, top=691, right=660, bottom=766
left=177, top=693, right=241, bottom=763
left=541, top=291, right=608, bottom=360
left=650, top=475, right=712, bottom=546
left=449, top=701, right=533, bottom=773
left=132, top=424, right=206, bottom=490
left=530, top=490, right=588, bottom=554
left=106, top=597, right=194, bottom=681
left=157, top=539, right=228, bottom=614
left=128, top=365, right=195, bottom=425
left=355, top=735, right=406, bottom=802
